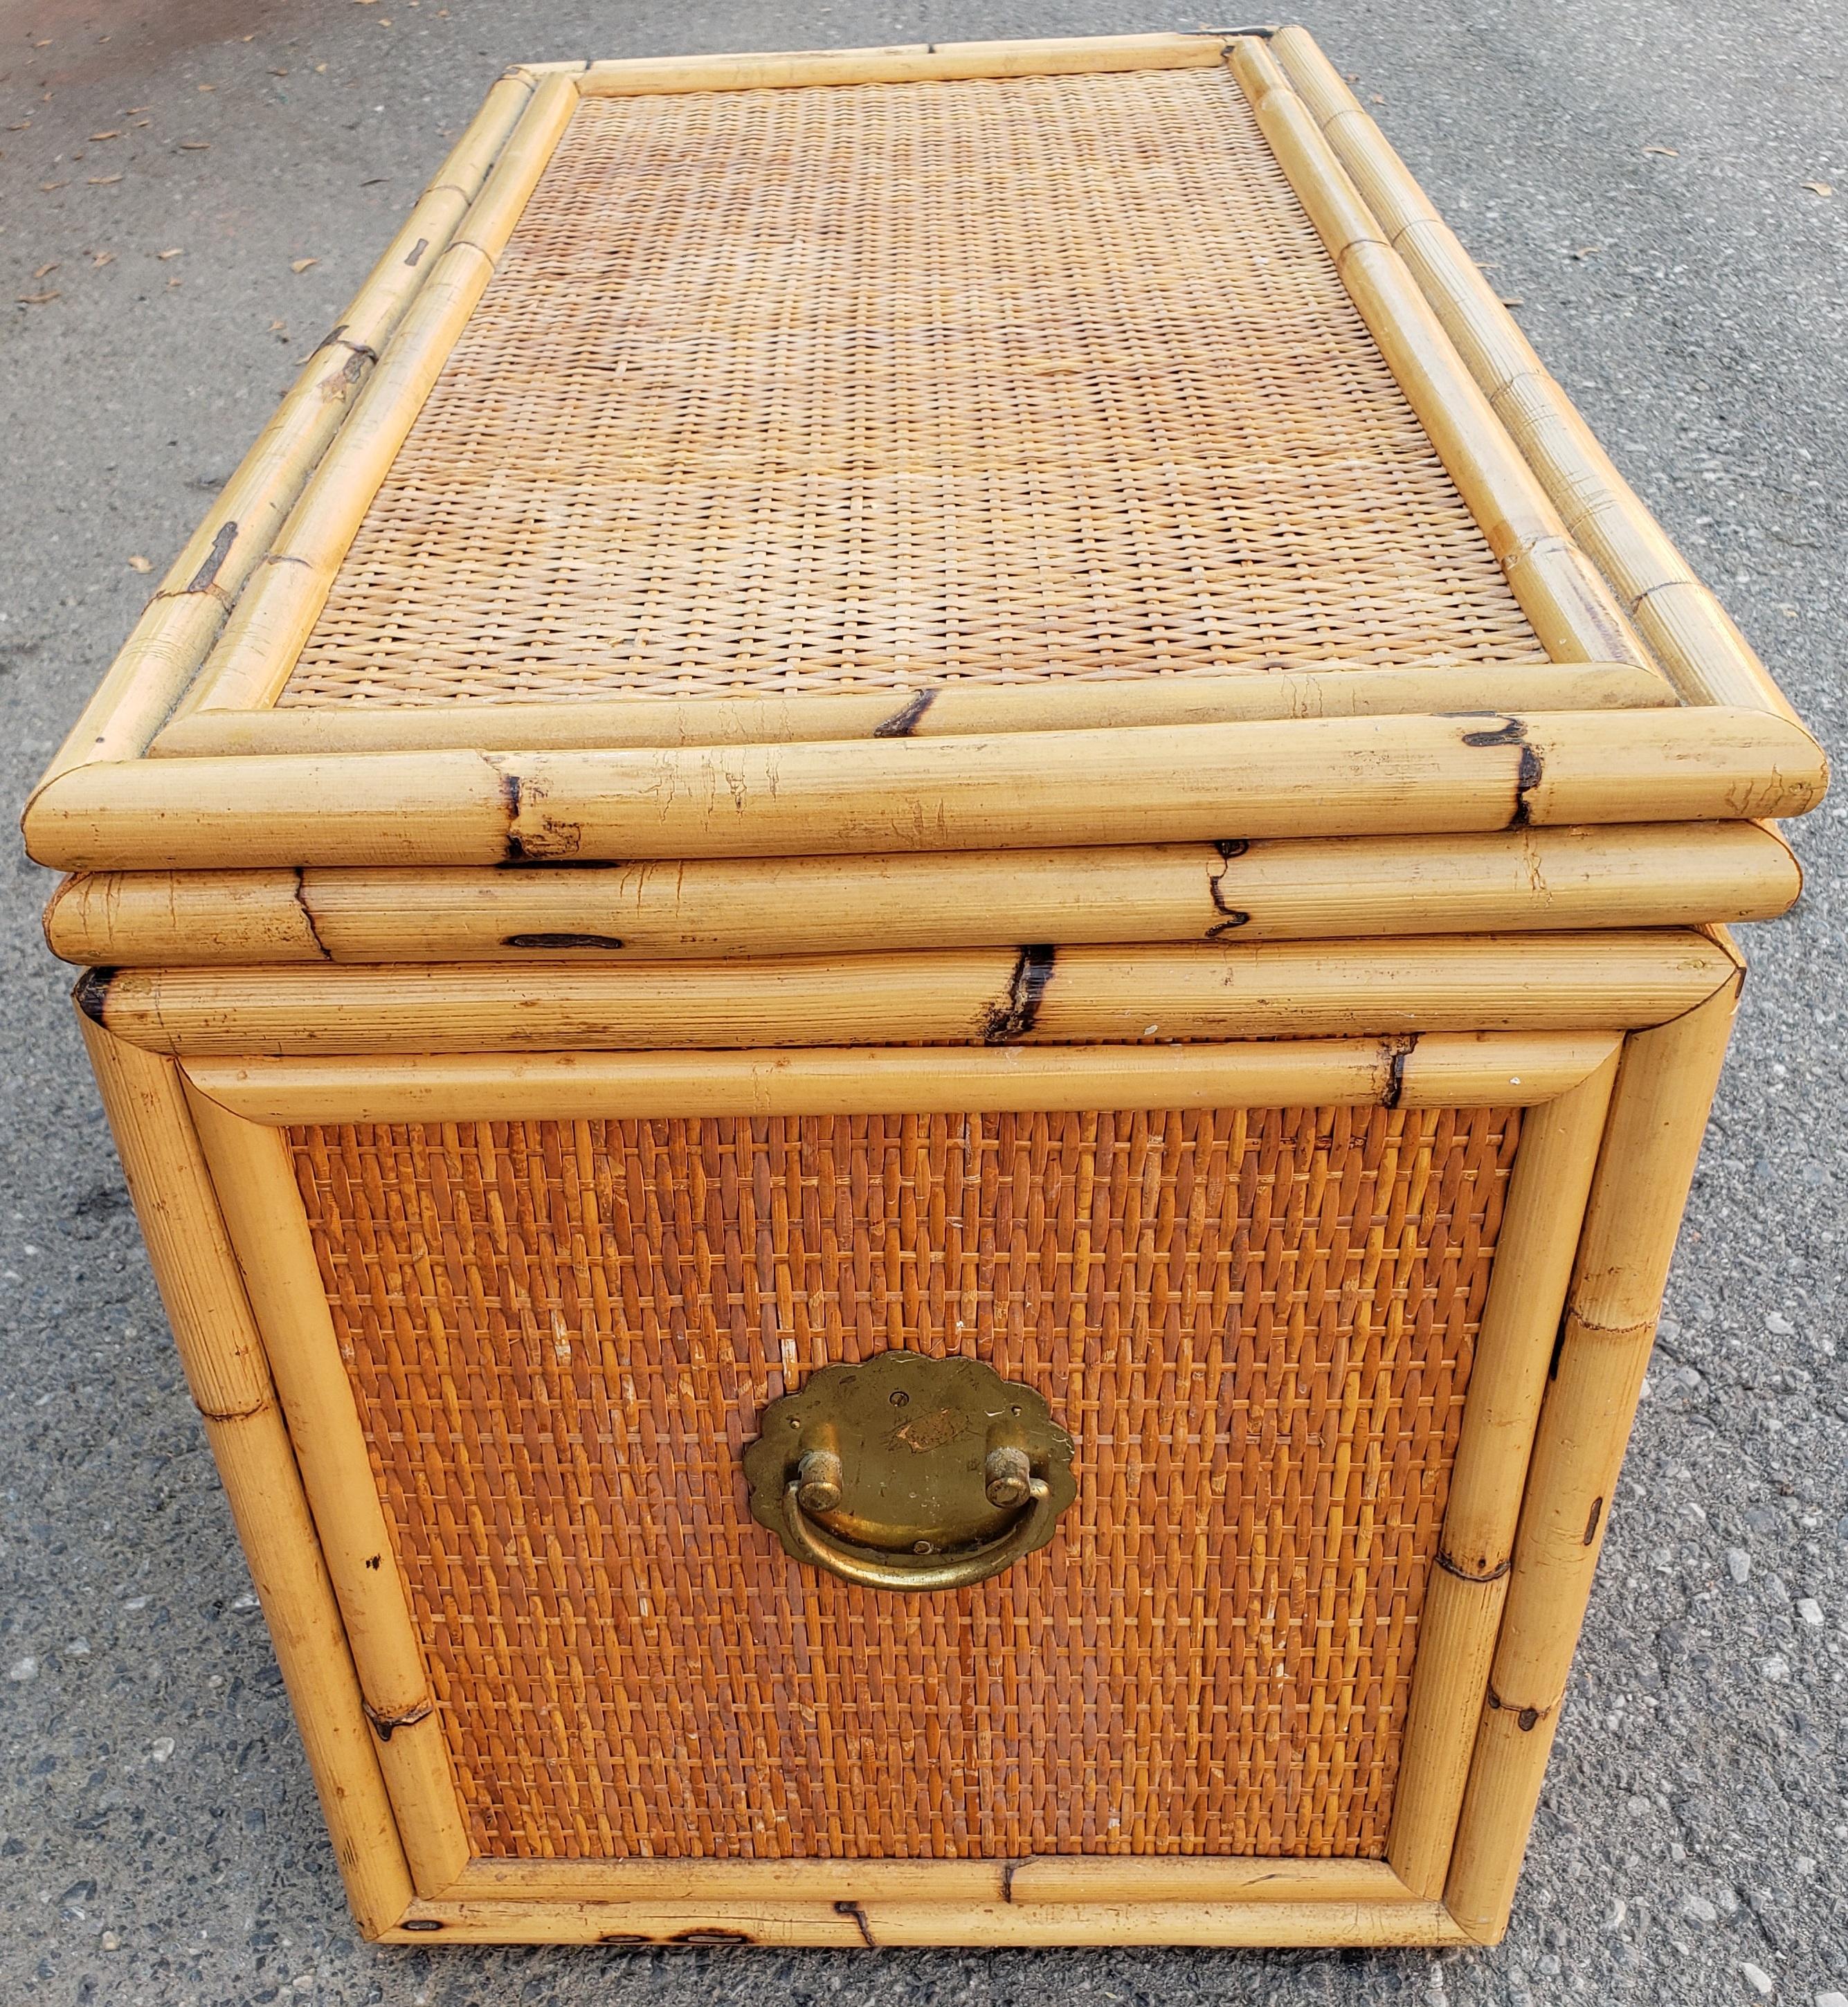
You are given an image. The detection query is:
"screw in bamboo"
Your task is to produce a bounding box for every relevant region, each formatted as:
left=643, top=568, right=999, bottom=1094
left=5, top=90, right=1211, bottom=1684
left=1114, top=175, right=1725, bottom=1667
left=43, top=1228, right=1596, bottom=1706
left=381, top=1894, right=1469, bottom=1948
left=75, top=932, right=1740, bottom=1058
left=1442, top=971, right=1740, bottom=1939
left=1225, top=39, right=1649, bottom=677
left=78, top=1018, right=413, bottom=1936
left=182, top=1085, right=471, bottom=1897
left=174, top=1032, right=1620, bottom=1128
left=1383, top=1048, right=1619, bottom=1896
left=1264, top=26, right=1803, bottom=724
left=24, top=75, right=536, bottom=799
left=19, top=707, right=1828, bottom=875
left=143, top=660, right=1676, bottom=761
left=39, top=822, right=1804, bottom=970
left=172, top=73, right=582, bottom=725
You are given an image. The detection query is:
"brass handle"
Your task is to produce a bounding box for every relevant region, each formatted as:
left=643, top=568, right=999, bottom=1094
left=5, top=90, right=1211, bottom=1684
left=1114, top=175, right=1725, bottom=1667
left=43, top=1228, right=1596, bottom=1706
left=743, top=1351, right=1076, bottom=1592
left=778, top=1471, right=1057, bottom=1594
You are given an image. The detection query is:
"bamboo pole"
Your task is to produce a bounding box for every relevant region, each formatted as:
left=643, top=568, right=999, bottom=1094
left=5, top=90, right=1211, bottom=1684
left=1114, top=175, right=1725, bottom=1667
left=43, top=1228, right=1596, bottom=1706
left=174, top=75, right=581, bottom=723
left=21, top=708, right=1827, bottom=873
left=80, top=932, right=1735, bottom=1057
left=145, top=660, right=1675, bottom=761
left=25, top=76, right=536, bottom=793
left=1444, top=974, right=1741, bottom=1941
left=1385, top=1049, right=1618, bottom=1897
left=1226, top=40, right=1649, bottom=673
left=183, top=1088, right=470, bottom=1896
left=572, top=33, right=1233, bottom=96
left=383, top=1894, right=1467, bottom=1947
left=454, top=1854, right=1411, bottom=1905
left=78, top=1018, right=413, bottom=1936
left=175, top=1033, right=1616, bottom=1127
left=39, top=822, right=1802, bottom=968
left=1266, top=26, right=1803, bottom=721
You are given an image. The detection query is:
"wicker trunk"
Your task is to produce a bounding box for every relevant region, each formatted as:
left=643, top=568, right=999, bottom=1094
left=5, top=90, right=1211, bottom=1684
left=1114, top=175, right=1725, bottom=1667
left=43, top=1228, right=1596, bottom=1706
left=26, top=29, right=1824, bottom=1950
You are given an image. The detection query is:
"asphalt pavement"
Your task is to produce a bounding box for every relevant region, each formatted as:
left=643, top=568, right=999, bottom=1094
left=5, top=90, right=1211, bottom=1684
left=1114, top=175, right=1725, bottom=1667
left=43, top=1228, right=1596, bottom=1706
left=1, top=1, right=1844, bottom=2003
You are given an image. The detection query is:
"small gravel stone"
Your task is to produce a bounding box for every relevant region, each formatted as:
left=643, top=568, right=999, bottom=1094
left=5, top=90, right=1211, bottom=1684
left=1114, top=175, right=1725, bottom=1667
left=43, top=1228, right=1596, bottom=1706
left=1684, top=1893, right=1720, bottom=1923
left=150, top=1736, right=174, bottom=1763
left=1765, top=1311, right=1795, bottom=1334
left=1815, top=1994, right=1848, bottom=2007
left=1795, top=1598, right=1824, bottom=1626
left=1739, top=1966, right=1773, bottom=1999
left=6, top=1656, right=37, bottom=1682
left=98, top=1932, right=120, bottom=1953
left=1728, top=1547, right=1753, bottom=1583
left=1762, top=1654, right=1791, bottom=1681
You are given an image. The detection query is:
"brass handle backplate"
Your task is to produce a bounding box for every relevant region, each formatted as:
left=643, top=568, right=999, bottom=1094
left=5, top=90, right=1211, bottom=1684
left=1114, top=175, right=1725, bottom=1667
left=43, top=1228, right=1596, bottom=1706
left=743, top=1351, right=1076, bottom=1592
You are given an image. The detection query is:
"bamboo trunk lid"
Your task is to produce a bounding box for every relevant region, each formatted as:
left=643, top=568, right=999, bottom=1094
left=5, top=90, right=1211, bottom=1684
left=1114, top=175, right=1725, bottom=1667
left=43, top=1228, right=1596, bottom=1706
left=24, top=27, right=1831, bottom=1956
left=20, top=30, right=1824, bottom=873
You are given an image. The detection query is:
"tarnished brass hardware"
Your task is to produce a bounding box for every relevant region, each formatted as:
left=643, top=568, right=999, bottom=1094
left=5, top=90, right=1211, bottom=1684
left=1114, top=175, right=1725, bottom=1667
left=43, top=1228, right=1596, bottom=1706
left=743, top=1350, right=1076, bottom=1592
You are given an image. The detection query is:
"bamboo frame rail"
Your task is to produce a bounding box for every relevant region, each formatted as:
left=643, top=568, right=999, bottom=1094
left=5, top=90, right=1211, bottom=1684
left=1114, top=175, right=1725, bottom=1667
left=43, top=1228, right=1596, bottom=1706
left=379, top=1893, right=1471, bottom=1947
left=79, top=1022, right=413, bottom=1935
left=1444, top=972, right=1741, bottom=1939
left=176, top=1032, right=1620, bottom=1127
left=1225, top=39, right=1647, bottom=675
left=75, top=932, right=1739, bottom=1057
left=21, top=708, right=1825, bottom=873
left=166, top=75, right=581, bottom=725
left=41, top=823, right=1800, bottom=968
left=183, top=1089, right=471, bottom=1895
left=570, top=33, right=1239, bottom=97
left=1264, top=27, right=1799, bottom=722
left=28, top=75, right=536, bottom=790
left=145, top=661, right=1675, bottom=761
left=453, top=1855, right=1404, bottom=1905
left=1386, top=1051, right=1618, bottom=1895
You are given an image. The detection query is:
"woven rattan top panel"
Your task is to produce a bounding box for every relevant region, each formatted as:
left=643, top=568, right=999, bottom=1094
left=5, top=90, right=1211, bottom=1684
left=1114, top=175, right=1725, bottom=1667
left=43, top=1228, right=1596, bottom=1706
left=278, top=68, right=1544, bottom=709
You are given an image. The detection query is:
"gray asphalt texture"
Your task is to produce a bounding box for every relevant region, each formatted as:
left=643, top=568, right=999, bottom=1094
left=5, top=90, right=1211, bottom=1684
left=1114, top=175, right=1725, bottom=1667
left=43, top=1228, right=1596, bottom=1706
left=3, top=1, right=1845, bottom=2002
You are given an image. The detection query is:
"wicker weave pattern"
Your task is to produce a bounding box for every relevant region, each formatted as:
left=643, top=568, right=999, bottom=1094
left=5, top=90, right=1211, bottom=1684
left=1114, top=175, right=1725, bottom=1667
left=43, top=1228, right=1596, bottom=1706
left=291, top=1103, right=1519, bottom=1860
left=280, top=71, right=1542, bottom=707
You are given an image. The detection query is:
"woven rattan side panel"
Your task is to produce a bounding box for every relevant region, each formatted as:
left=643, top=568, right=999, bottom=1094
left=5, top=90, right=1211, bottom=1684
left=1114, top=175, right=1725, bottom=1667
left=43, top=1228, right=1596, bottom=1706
left=289, top=1105, right=1520, bottom=1861
left=280, top=69, right=1544, bottom=707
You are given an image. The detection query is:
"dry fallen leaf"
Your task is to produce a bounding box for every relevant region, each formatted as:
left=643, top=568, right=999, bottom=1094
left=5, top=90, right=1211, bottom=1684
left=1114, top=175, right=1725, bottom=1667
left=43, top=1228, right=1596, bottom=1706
left=158, top=247, right=183, bottom=260
left=198, top=84, right=217, bottom=92
left=1800, top=181, right=1833, bottom=197
left=291, top=257, right=320, bottom=273
left=19, top=290, right=60, bottom=305
left=271, top=67, right=289, bottom=76
left=91, top=250, right=115, bottom=266
left=89, top=129, right=120, bottom=140
left=1643, top=145, right=1679, bottom=157
left=33, top=260, right=57, bottom=278
left=1571, top=245, right=1600, bottom=260
left=88, top=174, right=123, bottom=185
left=39, top=180, right=66, bottom=192
left=127, top=555, right=153, bottom=572
left=178, top=140, right=211, bottom=151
